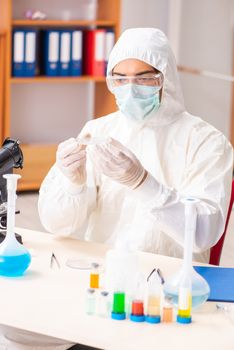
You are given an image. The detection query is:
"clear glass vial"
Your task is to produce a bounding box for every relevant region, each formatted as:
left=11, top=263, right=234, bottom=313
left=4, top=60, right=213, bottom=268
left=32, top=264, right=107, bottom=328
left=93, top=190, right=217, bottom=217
left=86, top=288, right=96, bottom=315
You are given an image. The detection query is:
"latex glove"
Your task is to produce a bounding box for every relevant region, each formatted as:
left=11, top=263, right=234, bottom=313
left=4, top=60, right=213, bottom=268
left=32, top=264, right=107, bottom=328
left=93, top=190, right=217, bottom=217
left=91, top=138, right=147, bottom=189
left=56, top=137, right=87, bottom=185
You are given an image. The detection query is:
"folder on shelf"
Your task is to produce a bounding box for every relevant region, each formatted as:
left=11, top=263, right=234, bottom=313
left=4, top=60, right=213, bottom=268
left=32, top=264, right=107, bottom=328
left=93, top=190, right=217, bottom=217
left=104, top=29, right=115, bottom=74
left=59, top=30, right=71, bottom=76
left=83, top=29, right=105, bottom=76
left=24, top=30, right=37, bottom=77
left=12, top=30, right=25, bottom=77
left=194, top=265, right=234, bottom=302
left=71, top=30, right=83, bottom=76
left=44, top=30, right=60, bottom=76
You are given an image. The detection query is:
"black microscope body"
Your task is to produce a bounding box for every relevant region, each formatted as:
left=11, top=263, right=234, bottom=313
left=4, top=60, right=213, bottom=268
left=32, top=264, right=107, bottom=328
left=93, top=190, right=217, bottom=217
left=0, top=138, right=23, bottom=242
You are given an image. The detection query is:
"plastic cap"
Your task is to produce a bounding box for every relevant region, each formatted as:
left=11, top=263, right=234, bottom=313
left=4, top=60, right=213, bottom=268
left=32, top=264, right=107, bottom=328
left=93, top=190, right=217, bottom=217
left=111, top=312, right=126, bottom=320
left=145, top=315, right=161, bottom=324
left=176, top=315, right=192, bottom=324
left=87, top=288, right=95, bottom=294
left=130, top=314, right=145, bottom=322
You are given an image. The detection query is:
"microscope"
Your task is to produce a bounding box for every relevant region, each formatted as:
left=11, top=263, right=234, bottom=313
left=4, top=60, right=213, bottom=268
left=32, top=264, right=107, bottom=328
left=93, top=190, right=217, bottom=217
left=0, top=138, right=23, bottom=242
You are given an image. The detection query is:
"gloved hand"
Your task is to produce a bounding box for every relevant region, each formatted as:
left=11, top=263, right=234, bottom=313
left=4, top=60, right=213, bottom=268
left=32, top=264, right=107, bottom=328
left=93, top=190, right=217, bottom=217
left=91, top=138, right=147, bottom=189
left=56, top=137, right=87, bottom=185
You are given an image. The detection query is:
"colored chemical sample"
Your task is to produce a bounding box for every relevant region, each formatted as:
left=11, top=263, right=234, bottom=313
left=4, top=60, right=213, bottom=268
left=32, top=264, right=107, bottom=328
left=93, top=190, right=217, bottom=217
left=147, top=296, right=160, bottom=316
left=130, top=299, right=145, bottom=322
left=0, top=253, right=31, bottom=277
left=162, top=306, right=173, bottom=322
left=112, top=292, right=125, bottom=313
left=177, top=287, right=192, bottom=324
left=90, top=262, right=99, bottom=289
left=162, top=296, right=173, bottom=323
left=86, top=288, right=96, bottom=315
left=97, top=291, right=109, bottom=317
left=178, top=287, right=192, bottom=318
left=132, top=300, right=144, bottom=315
left=111, top=291, right=126, bottom=320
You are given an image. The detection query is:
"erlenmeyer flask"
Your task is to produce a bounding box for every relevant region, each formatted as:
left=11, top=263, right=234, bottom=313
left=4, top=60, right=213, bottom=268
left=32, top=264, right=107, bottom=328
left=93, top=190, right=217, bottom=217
left=0, top=174, right=31, bottom=277
left=163, top=198, right=210, bottom=308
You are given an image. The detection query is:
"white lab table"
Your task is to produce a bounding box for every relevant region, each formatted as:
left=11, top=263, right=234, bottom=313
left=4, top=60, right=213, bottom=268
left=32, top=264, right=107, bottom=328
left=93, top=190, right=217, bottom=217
left=0, top=227, right=232, bottom=350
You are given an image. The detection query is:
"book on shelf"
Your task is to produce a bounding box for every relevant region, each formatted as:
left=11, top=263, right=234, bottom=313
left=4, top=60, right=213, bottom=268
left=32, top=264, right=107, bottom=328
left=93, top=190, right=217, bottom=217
left=12, top=29, right=37, bottom=77
left=12, top=27, right=114, bottom=78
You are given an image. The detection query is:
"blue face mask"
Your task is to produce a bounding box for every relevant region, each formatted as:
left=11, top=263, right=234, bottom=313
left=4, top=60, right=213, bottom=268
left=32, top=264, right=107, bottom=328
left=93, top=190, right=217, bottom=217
left=113, top=84, right=161, bottom=121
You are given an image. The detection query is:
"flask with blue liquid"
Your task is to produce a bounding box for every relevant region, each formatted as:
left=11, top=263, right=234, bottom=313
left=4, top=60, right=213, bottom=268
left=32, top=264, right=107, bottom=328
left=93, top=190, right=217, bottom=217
left=0, top=174, right=31, bottom=277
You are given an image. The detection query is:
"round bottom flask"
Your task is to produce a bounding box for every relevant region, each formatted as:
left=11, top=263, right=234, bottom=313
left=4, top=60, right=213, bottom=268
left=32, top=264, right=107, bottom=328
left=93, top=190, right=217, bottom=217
left=0, top=241, right=31, bottom=277
left=164, top=198, right=210, bottom=309
left=0, top=174, right=31, bottom=277
left=163, top=267, right=210, bottom=308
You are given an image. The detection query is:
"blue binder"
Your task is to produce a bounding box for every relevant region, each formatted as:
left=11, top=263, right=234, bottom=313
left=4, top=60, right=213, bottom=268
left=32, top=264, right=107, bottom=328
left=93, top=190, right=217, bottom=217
left=59, top=30, right=71, bottom=76
left=194, top=266, right=234, bottom=302
left=24, top=29, right=37, bottom=77
left=44, top=30, right=60, bottom=76
left=12, top=30, right=25, bottom=77
left=70, top=30, right=82, bottom=76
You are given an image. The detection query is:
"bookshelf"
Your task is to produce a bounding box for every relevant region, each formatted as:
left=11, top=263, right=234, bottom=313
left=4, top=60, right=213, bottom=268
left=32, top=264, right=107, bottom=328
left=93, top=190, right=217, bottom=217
left=0, top=0, right=120, bottom=190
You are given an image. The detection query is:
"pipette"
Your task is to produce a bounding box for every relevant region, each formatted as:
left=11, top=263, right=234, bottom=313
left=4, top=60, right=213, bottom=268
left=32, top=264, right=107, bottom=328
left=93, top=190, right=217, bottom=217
left=145, top=269, right=161, bottom=324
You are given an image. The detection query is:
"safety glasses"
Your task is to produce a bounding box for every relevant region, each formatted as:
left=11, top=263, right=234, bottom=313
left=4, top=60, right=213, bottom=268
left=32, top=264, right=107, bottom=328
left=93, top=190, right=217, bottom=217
left=106, top=72, right=164, bottom=92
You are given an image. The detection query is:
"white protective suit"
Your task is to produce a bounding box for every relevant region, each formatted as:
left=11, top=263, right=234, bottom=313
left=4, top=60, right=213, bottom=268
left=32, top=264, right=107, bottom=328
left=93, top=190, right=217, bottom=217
left=38, top=28, right=233, bottom=263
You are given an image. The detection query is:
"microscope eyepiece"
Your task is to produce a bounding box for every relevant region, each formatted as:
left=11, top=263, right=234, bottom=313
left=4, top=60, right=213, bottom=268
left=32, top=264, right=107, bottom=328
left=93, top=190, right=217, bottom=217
left=0, top=138, right=23, bottom=172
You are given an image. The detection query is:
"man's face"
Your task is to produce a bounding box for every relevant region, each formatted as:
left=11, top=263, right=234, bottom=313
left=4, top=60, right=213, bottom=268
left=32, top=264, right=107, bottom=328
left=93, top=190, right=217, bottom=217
left=111, top=59, right=163, bottom=99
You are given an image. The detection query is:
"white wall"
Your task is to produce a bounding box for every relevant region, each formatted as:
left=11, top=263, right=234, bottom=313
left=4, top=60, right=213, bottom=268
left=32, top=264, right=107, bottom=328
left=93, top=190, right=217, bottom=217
left=177, top=0, right=233, bottom=139
left=121, top=0, right=169, bottom=33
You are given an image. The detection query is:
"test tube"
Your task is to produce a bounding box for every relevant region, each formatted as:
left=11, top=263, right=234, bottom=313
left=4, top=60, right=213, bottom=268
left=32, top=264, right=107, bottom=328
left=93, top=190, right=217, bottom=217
left=90, top=262, right=100, bottom=289
left=111, top=291, right=126, bottom=320
left=97, top=291, right=110, bottom=318
left=145, top=270, right=161, bottom=324
left=162, top=296, right=173, bottom=323
left=86, top=288, right=96, bottom=315
left=177, top=286, right=192, bottom=324
left=130, top=276, right=145, bottom=322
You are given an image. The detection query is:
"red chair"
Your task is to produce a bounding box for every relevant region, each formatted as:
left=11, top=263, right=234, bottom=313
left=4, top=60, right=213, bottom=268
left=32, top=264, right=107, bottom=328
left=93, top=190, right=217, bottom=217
left=209, top=179, right=234, bottom=265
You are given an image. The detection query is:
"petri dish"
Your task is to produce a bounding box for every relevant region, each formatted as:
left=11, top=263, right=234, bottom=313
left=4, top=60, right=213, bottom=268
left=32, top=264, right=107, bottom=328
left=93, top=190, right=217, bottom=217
left=66, top=258, right=99, bottom=270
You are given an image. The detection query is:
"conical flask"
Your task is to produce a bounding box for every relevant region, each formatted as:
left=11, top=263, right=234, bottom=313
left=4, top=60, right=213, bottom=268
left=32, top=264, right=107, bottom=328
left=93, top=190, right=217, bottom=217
left=163, top=198, right=210, bottom=308
left=0, top=174, right=31, bottom=277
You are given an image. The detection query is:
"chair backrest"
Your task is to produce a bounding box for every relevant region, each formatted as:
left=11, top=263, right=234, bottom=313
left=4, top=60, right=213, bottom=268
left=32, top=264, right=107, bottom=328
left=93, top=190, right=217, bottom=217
left=209, top=179, right=234, bottom=265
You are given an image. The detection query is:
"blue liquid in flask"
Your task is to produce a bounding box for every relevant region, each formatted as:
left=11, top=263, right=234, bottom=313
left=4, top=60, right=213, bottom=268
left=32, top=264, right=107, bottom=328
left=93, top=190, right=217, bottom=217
left=0, top=252, right=31, bottom=277
left=0, top=174, right=32, bottom=277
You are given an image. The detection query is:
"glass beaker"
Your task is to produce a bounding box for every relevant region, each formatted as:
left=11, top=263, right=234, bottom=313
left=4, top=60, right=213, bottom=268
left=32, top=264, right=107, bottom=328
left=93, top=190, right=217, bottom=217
left=163, top=198, right=210, bottom=308
left=0, top=174, right=31, bottom=277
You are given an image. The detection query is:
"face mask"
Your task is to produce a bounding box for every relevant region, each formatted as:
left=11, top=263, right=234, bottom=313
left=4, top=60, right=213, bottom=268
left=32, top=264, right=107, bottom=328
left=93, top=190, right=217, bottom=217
left=113, top=84, right=161, bottom=121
